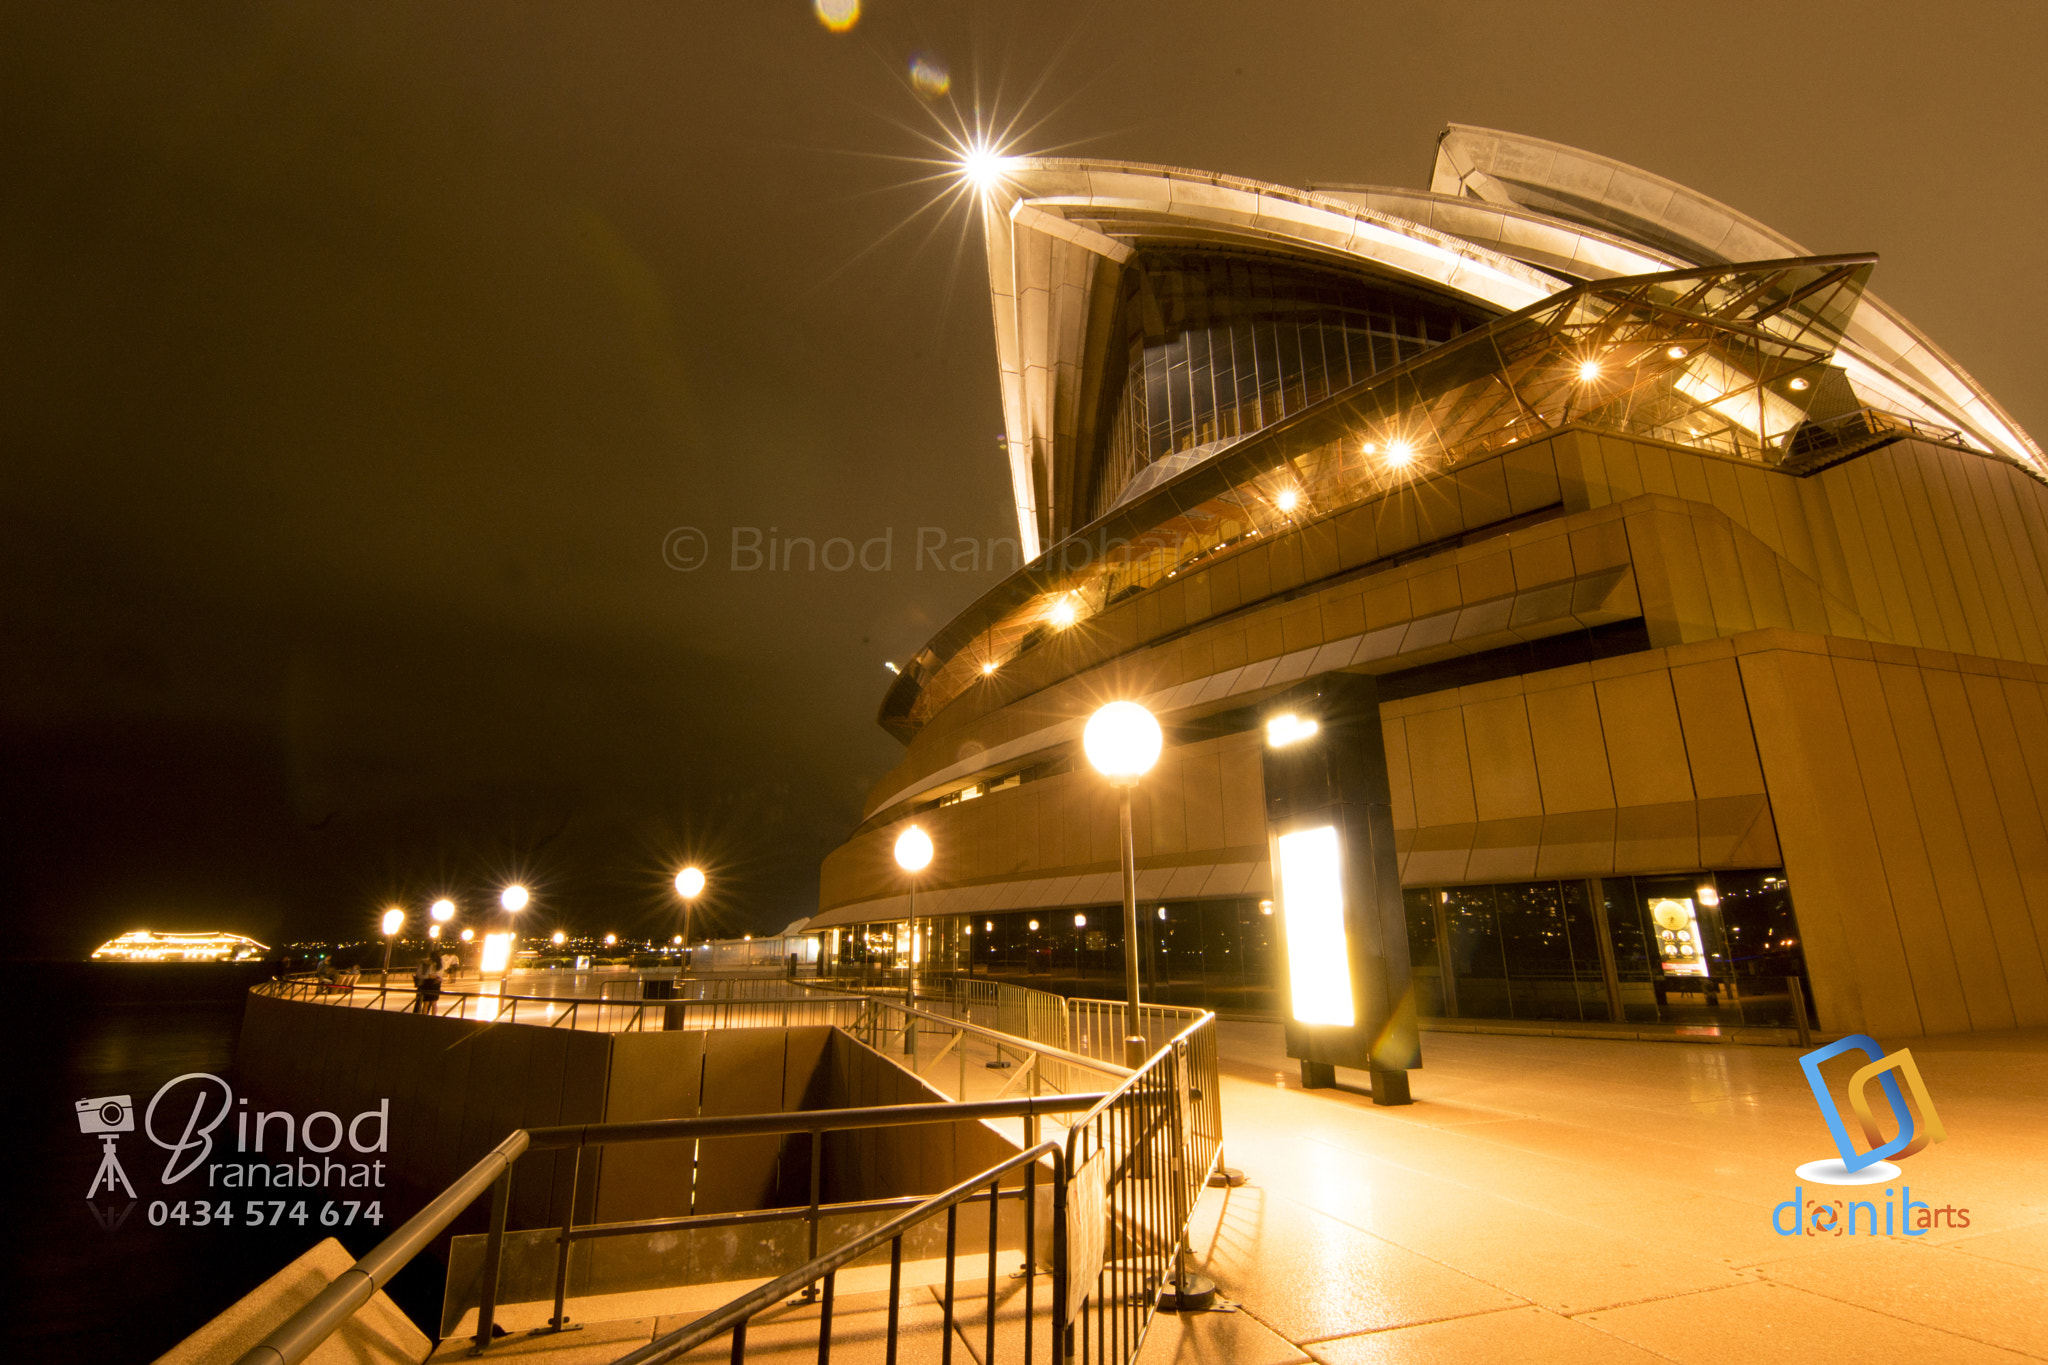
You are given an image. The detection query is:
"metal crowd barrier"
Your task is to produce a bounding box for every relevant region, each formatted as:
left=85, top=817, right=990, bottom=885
left=254, top=976, right=861, bottom=1033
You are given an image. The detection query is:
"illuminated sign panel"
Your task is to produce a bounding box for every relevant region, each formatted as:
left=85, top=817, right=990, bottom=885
left=1277, top=825, right=1356, bottom=1026
left=1650, top=898, right=1710, bottom=977
left=479, top=932, right=514, bottom=974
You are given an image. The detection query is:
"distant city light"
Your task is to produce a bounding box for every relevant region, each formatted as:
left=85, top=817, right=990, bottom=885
left=673, top=935, right=683, bottom=945
left=604, top=933, right=617, bottom=946
left=551, top=930, right=567, bottom=946
left=428, top=924, right=441, bottom=940
left=500, top=885, right=529, bottom=912
left=430, top=898, right=455, bottom=922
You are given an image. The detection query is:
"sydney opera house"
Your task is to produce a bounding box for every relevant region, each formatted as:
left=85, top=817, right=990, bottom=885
left=814, top=125, right=2048, bottom=1045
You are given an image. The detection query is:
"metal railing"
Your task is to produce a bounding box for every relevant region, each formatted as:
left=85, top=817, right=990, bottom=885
left=1065, top=998, right=1208, bottom=1069
left=848, top=997, right=1131, bottom=1105
left=601, top=1009, right=1222, bottom=1365
left=1061, top=1012, right=1223, bottom=1363
left=231, top=1094, right=1107, bottom=1365
left=254, top=976, right=862, bottom=1034
left=228, top=987, right=1224, bottom=1365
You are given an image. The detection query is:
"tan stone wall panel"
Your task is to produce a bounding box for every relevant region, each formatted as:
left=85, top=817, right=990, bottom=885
left=1525, top=681, right=1617, bottom=813
left=1921, top=670, right=2048, bottom=1024
left=1826, top=657, right=1973, bottom=1034
left=1462, top=694, right=1543, bottom=821
left=1873, top=661, right=2017, bottom=1030
left=1669, top=655, right=1767, bottom=799
left=1736, top=645, right=1911, bottom=1037
left=1405, top=705, right=1478, bottom=827
left=1594, top=670, right=1696, bottom=808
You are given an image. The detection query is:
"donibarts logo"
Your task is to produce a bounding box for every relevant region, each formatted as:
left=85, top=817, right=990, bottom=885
left=79, top=1073, right=392, bottom=1233
left=1773, top=1034, right=1966, bottom=1238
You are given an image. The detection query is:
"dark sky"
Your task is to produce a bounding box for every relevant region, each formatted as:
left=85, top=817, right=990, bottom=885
left=3, top=2, right=2042, bottom=957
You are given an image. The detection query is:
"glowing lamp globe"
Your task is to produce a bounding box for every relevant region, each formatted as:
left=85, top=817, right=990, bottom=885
left=551, top=930, right=566, bottom=946
left=1083, top=701, right=1162, bottom=785
left=380, top=908, right=404, bottom=936
left=894, top=825, right=934, bottom=874
left=500, top=885, right=529, bottom=912
left=675, top=866, right=706, bottom=899
left=430, top=898, right=455, bottom=922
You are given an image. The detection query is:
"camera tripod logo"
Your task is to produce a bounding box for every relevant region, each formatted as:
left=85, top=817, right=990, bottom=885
left=78, top=1094, right=137, bottom=1199
left=1797, top=1034, right=1947, bottom=1185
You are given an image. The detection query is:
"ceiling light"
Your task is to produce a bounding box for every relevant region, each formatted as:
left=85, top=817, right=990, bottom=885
left=1385, top=439, right=1415, bottom=466
left=1667, top=346, right=1688, bottom=360
left=1788, top=376, right=1810, bottom=391
left=1049, top=597, right=1077, bottom=628
left=1577, top=360, right=1602, bottom=382
left=1276, top=488, right=1299, bottom=513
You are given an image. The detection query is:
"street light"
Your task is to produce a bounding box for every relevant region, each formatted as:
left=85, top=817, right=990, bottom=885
left=1085, top=700, right=1162, bottom=1067
left=430, top=898, right=455, bottom=923
left=894, top=825, right=933, bottom=1015
left=379, top=907, right=404, bottom=999
left=675, top=866, right=705, bottom=971
left=500, top=885, right=529, bottom=913
left=551, top=930, right=566, bottom=947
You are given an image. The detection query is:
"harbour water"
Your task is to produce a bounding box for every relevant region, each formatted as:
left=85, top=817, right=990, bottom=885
left=16, top=966, right=439, bottom=1364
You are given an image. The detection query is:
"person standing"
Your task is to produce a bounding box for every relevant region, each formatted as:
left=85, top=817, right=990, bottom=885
left=413, top=955, right=443, bottom=1014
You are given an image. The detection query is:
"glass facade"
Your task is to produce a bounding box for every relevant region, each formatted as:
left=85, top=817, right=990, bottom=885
left=828, top=867, right=1812, bottom=1030
left=1088, top=251, right=1491, bottom=521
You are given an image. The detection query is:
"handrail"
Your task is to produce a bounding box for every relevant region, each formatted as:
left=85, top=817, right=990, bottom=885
left=860, top=996, right=1132, bottom=1080
left=230, top=1093, right=1106, bottom=1365
left=231, top=1129, right=531, bottom=1365
left=608, top=1140, right=1066, bottom=1365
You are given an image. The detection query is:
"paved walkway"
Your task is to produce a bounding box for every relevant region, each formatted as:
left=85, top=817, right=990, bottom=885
left=1139, top=1022, right=2048, bottom=1364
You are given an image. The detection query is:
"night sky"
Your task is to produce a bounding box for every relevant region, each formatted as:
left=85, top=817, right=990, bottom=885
left=4, top=2, right=2043, bottom=958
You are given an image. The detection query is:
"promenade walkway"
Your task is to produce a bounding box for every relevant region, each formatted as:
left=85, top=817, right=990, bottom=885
left=1142, top=1022, right=2048, bottom=1364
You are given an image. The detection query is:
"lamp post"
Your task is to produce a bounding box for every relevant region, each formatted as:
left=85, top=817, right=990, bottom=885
left=1084, top=700, right=1163, bottom=1068
left=893, top=825, right=933, bottom=1013
left=379, top=907, right=404, bottom=1001
left=674, top=866, right=705, bottom=971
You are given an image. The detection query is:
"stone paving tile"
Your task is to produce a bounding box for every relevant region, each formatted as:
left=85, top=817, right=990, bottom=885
left=1750, top=1238, right=2048, bottom=1358
left=1305, top=1305, right=1671, bottom=1365
left=1185, top=1183, right=1524, bottom=1342
left=1576, top=1279, right=2040, bottom=1364
left=1134, top=1304, right=1311, bottom=1364
left=1947, top=1221, right=2048, bottom=1273
left=426, top=1316, right=656, bottom=1363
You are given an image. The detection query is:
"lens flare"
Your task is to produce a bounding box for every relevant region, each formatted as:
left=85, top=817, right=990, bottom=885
left=909, top=53, right=950, bottom=98
left=813, top=0, right=859, bottom=33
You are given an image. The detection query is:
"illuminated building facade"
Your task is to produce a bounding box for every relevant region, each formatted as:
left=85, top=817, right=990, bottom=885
left=815, top=126, right=2048, bottom=1040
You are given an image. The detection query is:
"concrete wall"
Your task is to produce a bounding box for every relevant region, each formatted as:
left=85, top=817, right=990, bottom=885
left=237, top=993, right=609, bottom=1233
